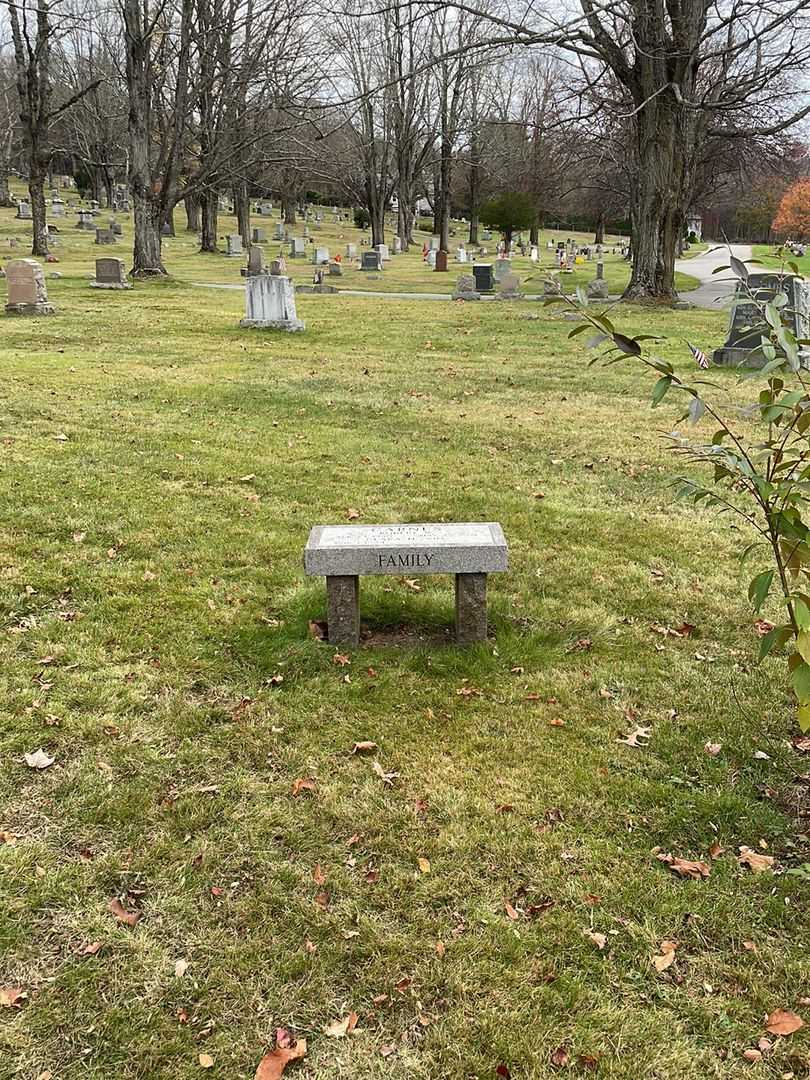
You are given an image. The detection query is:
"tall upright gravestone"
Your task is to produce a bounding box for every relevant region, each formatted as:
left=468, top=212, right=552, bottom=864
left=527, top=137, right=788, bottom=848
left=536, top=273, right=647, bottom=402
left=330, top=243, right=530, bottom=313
left=4, top=259, right=55, bottom=315
left=713, top=274, right=810, bottom=367
left=240, top=275, right=304, bottom=332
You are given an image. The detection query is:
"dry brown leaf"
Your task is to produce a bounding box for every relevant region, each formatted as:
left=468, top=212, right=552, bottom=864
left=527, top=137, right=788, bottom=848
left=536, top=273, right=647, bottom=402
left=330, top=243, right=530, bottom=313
left=550, top=1046, right=570, bottom=1067
left=0, top=830, right=17, bottom=845
left=325, top=1012, right=359, bottom=1037
left=656, top=852, right=711, bottom=879
left=24, top=748, right=55, bottom=770
left=617, top=726, right=651, bottom=748
left=314, top=889, right=329, bottom=911
left=254, top=1038, right=307, bottom=1080
left=346, top=508, right=360, bottom=520
left=0, top=987, right=26, bottom=1008
left=108, top=897, right=141, bottom=927
left=372, top=760, right=399, bottom=785
left=742, top=1048, right=762, bottom=1063
left=652, top=940, right=678, bottom=972
left=504, top=898, right=519, bottom=921
left=584, top=929, right=607, bottom=950
left=417, top=857, right=431, bottom=874
left=332, top=652, right=351, bottom=666
left=704, top=742, right=722, bottom=756
left=78, top=941, right=102, bottom=956
left=174, top=959, right=189, bottom=978
left=738, top=846, right=775, bottom=874
left=312, top=864, right=326, bottom=886
left=291, top=778, right=316, bottom=797
left=435, top=941, right=446, bottom=958
left=766, top=1009, right=804, bottom=1036
left=351, top=741, right=377, bottom=754
left=199, top=1054, right=214, bottom=1068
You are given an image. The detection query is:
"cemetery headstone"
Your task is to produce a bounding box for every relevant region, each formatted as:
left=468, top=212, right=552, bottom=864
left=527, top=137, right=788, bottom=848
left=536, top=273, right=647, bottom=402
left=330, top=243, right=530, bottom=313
left=493, top=258, right=511, bottom=282
left=312, top=246, right=330, bottom=264
left=435, top=250, right=448, bottom=272
left=91, top=257, right=131, bottom=290
left=226, top=234, right=243, bottom=257
left=109, top=219, right=122, bottom=236
left=269, top=257, right=286, bottom=275
left=586, top=261, right=609, bottom=300
left=481, top=229, right=492, bottom=241
left=289, top=237, right=306, bottom=258
left=273, top=223, right=285, bottom=240
left=375, top=243, right=390, bottom=262
left=452, top=273, right=480, bottom=301
left=426, top=249, right=437, bottom=269
left=393, top=236, right=402, bottom=255
left=713, top=274, right=810, bottom=367
left=50, top=199, right=65, bottom=218
left=16, top=201, right=32, bottom=220
left=160, top=222, right=172, bottom=237
left=430, top=235, right=440, bottom=251
left=472, top=263, right=494, bottom=293
left=4, top=259, right=55, bottom=315
left=304, top=522, right=508, bottom=646
left=328, top=261, right=343, bottom=277
left=361, top=250, right=382, bottom=271
left=240, top=275, right=305, bottom=332
left=252, top=227, right=267, bottom=244
left=496, top=272, right=521, bottom=299
left=455, top=246, right=467, bottom=263
left=95, top=228, right=115, bottom=245
left=345, top=243, right=358, bottom=259
left=242, top=245, right=265, bottom=277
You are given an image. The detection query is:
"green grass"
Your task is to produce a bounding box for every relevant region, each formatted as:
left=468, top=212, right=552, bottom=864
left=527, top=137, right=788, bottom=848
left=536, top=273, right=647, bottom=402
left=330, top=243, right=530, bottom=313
left=753, top=244, right=810, bottom=277
left=0, top=196, right=808, bottom=1080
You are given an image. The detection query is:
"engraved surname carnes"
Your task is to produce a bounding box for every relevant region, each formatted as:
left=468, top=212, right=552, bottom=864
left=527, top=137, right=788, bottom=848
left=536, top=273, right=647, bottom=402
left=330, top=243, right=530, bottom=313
left=377, top=552, right=434, bottom=568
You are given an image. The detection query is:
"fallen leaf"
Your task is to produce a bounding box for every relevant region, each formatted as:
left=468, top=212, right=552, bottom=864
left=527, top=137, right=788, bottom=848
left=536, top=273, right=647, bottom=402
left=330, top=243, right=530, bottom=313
left=239, top=474, right=256, bottom=482
left=351, top=741, right=377, bottom=754
left=254, top=1038, right=307, bottom=1079
left=504, top=898, right=519, bottom=921
left=435, top=941, right=446, bottom=958
left=584, top=929, right=607, bottom=950
left=174, top=958, right=189, bottom=978
left=372, top=760, right=399, bottom=786
left=550, top=1046, right=570, bottom=1067
left=346, top=508, right=360, bottom=520
left=0, top=987, right=26, bottom=1008
left=656, top=852, right=711, bottom=879
left=704, top=742, right=722, bottom=756
left=766, top=1009, right=803, bottom=1036
left=332, top=652, right=351, bottom=666
left=325, top=1012, right=359, bottom=1037
left=0, top=831, right=17, bottom=845
left=417, top=857, right=431, bottom=874
left=24, top=748, right=55, bottom=770
left=617, top=726, right=651, bottom=748
left=754, top=619, right=775, bottom=637
left=312, top=864, right=326, bottom=886
left=108, top=897, right=141, bottom=926
left=742, top=1048, right=762, bottom=1063
left=792, top=735, right=810, bottom=753
left=314, top=889, right=329, bottom=911
left=496, top=1066, right=511, bottom=1079
left=199, top=1053, right=214, bottom=1068
left=652, top=940, right=678, bottom=972
left=577, top=1055, right=599, bottom=1071
left=738, top=846, right=775, bottom=874
left=78, top=941, right=102, bottom=956
left=291, top=778, right=316, bottom=797
left=709, top=841, right=725, bottom=860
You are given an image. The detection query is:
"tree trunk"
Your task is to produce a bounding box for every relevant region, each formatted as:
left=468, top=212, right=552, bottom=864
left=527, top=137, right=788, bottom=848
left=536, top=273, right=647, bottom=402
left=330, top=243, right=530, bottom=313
left=233, top=181, right=250, bottom=247
left=0, top=172, right=11, bottom=208
left=469, top=212, right=479, bottom=246
left=185, top=193, right=200, bottom=231
left=163, top=206, right=176, bottom=237
left=282, top=193, right=296, bottom=225
left=199, top=190, right=219, bottom=252
left=132, top=189, right=164, bottom=275
left=530, top=216, right=539, bottom=246
left=595, top=210, right=605, bottom=245
left=29, top=152, right=49, bottom=257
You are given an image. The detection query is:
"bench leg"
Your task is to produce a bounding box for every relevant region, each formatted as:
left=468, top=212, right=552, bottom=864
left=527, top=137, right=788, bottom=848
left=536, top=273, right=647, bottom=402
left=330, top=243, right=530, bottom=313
left=326, top=575, right=360, bottom=647
left=455, top=572, right=488, bottom=644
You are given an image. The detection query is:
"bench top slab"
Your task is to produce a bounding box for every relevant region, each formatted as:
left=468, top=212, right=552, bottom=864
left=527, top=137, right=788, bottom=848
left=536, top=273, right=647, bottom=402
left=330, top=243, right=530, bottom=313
left=304, top=522, right=508, bottom=576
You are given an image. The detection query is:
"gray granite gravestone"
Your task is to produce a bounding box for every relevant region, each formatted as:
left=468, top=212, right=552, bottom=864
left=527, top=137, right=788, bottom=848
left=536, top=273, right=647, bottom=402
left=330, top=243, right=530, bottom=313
left=346, top=243, right=358, bottom=259
left=15, top=200, right=32, bottom=220
left=252, top=227, right=267, bottom=244
left=4, top=259, right=55, bottom=315
left=95, top=228, right=115, bottom=245
left=50, top=199, right=65, bottom=218
left=289, top=237, right=306, bottom=258
left=586, top=261, right=609, bottom=299
left=226, top=234, right=243, bottom=257
left=312, top=246, right=330, bottom=264
left=493, top=258, right=511, bottom=282
left=304, top=522, right=508, bottom=646
left=240, top=275, right=304, bottom=331
left=713, top=274, right=810, bottom=367
left=453, top=273, right=480, bottom=301
left=273, top=223, right=285, bottom=240
left=92, top=257, right=131, bottom=289
left=496, top=272, right=521, bottom=298
left=361, top=250, right=382, bottom=271
left=76, top=210, right=95, bottom=230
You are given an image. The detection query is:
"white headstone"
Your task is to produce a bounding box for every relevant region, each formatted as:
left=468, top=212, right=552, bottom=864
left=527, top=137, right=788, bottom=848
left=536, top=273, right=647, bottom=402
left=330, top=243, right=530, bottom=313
left=240, top=275, right=304, bottom=332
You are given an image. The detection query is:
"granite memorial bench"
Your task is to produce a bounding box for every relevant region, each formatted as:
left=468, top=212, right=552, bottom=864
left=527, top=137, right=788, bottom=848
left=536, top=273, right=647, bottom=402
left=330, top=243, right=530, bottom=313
left=304, top=522, right=508, bottom=646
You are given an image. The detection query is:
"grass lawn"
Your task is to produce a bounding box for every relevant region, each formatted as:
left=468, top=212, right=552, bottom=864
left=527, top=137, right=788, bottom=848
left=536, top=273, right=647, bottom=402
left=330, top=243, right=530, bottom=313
left=0, top=199, right=808, bottom=1079
left=753, top=244, right=810, bottom=277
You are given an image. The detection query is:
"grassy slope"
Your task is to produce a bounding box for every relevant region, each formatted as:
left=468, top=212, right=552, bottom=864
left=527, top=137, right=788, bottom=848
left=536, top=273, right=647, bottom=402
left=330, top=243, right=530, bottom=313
left=0, top=200, right=807, bottom=1080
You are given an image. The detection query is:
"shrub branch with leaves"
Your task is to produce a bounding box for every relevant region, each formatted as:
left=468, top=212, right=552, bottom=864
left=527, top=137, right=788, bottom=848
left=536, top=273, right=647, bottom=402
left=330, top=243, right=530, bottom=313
left=548, top=251, right=810, bottom=730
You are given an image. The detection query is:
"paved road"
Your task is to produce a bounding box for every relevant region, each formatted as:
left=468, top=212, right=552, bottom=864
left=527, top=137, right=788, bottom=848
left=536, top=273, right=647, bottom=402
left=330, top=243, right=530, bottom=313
left=676, top=244, right=754, bottom=309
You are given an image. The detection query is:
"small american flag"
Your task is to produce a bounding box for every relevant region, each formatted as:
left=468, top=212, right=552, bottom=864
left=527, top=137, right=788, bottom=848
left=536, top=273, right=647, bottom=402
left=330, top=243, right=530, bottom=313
left=688, top=342, right=710, bottom=369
